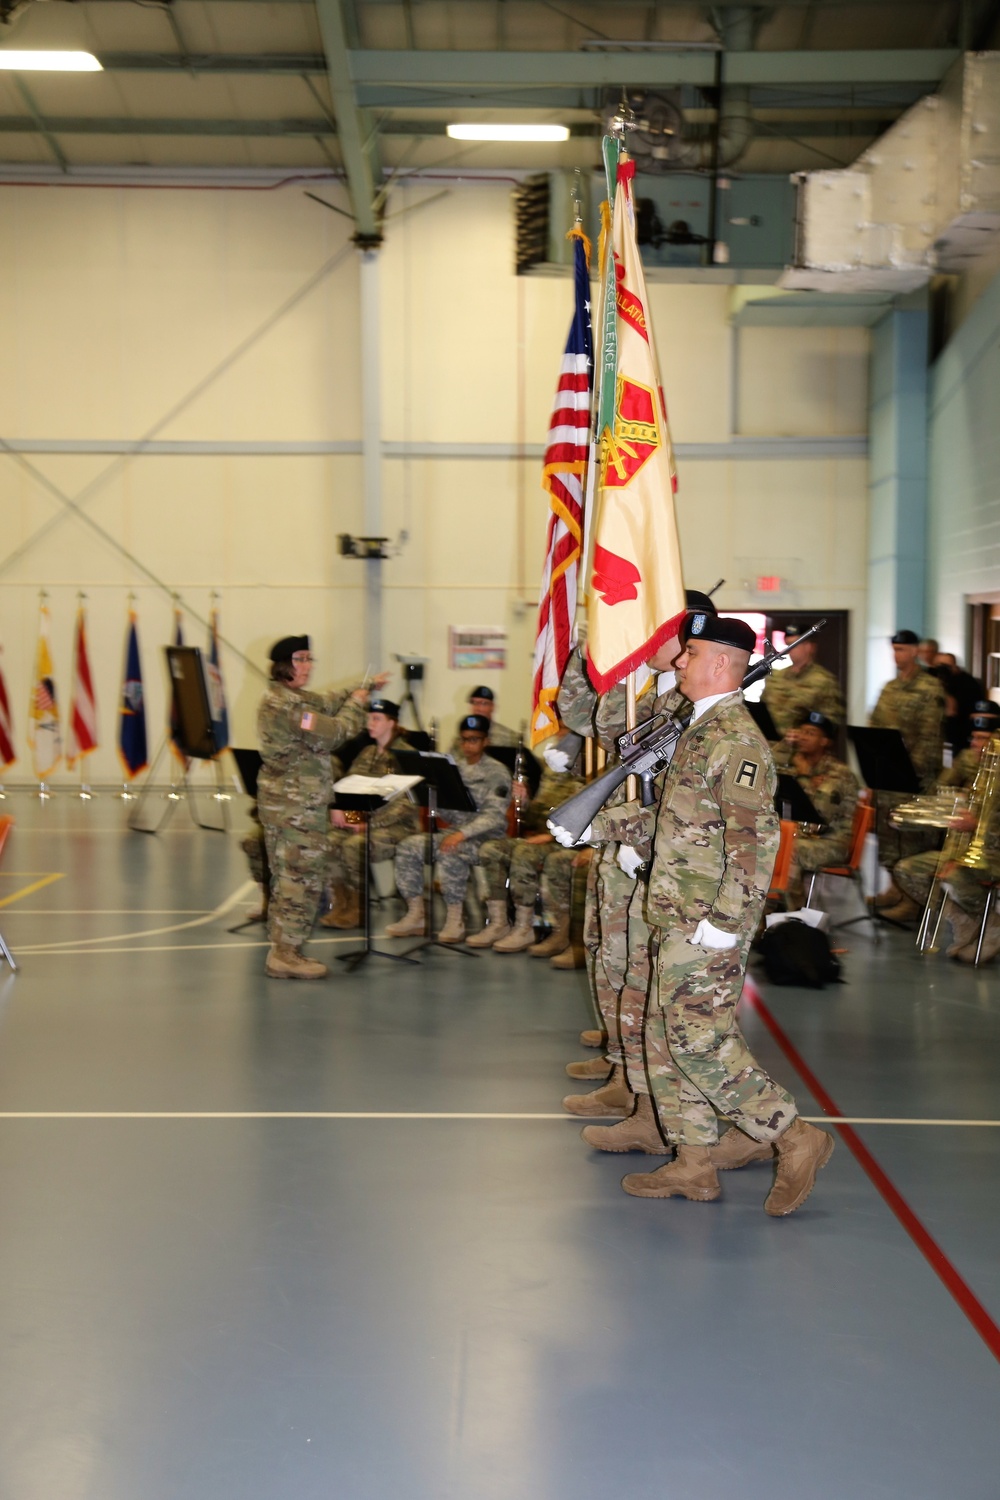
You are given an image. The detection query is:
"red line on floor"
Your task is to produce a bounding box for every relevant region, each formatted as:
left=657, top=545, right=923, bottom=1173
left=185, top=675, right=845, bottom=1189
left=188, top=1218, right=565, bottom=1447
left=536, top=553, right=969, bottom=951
left=743, top=978, right=1000, bottom=1364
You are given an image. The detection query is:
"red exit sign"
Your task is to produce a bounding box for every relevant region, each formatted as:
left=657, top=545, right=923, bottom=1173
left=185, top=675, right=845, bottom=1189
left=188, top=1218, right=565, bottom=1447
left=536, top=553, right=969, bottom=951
left=757, top=575, right=781, bottom=592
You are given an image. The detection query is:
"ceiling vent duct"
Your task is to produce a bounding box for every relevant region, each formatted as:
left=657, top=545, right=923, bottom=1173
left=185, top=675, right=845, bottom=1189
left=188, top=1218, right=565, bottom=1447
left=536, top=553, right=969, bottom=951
left=782, top=52, right=1000, bottom=293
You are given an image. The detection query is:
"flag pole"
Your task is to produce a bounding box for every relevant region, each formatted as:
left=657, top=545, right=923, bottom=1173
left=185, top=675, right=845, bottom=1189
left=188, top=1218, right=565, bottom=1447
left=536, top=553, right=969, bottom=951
left=120, top=593, right=138, bottom=801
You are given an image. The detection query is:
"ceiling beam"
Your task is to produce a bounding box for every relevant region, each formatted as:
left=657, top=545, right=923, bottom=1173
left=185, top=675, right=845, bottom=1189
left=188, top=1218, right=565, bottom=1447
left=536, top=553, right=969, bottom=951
left=98, top=51, right=327, bottom=74
left=314, top=0, right=383, bottom=243
left=347, top=47, right=961, bottom=89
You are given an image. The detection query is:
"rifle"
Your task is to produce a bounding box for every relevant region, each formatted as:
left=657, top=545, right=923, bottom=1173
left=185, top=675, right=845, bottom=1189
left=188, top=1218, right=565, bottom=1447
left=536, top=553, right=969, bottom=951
left=547, top=620, right=826, bottom=844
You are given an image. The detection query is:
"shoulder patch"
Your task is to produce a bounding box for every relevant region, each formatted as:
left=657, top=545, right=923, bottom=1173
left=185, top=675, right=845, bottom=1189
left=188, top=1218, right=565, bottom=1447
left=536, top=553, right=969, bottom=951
left=300, top=711, right=315, bottom=731
left=722, top=745, right=768, bottom=808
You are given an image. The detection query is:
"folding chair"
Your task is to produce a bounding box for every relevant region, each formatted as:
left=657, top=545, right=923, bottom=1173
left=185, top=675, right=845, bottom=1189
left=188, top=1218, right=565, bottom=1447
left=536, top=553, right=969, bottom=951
left=0, top=816, right=18, bottom=971
left=804, top=798, right=878, bottom=938
left=768, top=820, right=799, bottom=904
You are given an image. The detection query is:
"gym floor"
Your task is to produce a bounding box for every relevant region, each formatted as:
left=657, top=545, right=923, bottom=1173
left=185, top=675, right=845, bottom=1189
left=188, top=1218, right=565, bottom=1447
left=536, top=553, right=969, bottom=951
left=0, top=794, right=996, bottom=1500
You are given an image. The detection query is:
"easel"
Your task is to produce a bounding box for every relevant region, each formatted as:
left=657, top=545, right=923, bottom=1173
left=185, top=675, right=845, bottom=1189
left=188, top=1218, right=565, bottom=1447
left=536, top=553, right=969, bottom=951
left=334, top=790, right=421, bottom=972
left=129, top=646, right=230, bottom=834
left=393, top=751, right=480, bottom=959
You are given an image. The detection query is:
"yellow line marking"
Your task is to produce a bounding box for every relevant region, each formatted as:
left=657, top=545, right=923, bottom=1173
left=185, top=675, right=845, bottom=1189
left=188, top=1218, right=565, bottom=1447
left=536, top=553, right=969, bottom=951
left=12, top=935, right=357, bottom=956
left=0, top=874, right=64, bottom=908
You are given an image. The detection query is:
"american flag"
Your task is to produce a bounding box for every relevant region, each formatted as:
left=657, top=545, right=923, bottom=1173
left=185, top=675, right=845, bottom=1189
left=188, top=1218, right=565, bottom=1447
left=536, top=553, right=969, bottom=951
left=67, top=606, right=98, bottom=766
left=0, top=647, right=14, bottom=769
left=530, top=230, right=594, bottom=746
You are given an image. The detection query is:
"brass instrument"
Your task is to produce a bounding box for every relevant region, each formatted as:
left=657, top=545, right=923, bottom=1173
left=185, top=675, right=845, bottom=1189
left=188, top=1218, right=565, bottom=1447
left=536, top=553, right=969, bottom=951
left=889, top=791, right=968, bottom=831
left=959, top=731, right=1000, bottom=871
left=513, top=726, right=528, bottom=835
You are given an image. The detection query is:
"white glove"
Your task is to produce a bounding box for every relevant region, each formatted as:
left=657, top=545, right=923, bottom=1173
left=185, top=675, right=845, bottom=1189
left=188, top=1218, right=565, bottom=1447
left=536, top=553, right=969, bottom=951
left=543, top=746, right=571, bottom=773
left=547, top=818, right=592, bottom=848
left=617, top=845, right=645, bottom=878
left=689, top=918, right=738, bottom=951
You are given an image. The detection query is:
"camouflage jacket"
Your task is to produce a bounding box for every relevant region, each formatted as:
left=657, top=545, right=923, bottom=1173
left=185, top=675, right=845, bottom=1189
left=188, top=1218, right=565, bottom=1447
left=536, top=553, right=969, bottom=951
left=556, top=647, right=598, bottom=739
left=776, top=749, right=859, bottom=844
left=444, top=754, right=512, bottom=841
left=869, top=671, right=946, bottom=790
left=521, top=764, right=587, bottom=834
left=761, top=660, right=845, bottom=739
left=940, top=746, right=980, bottom=789
left=335, top=734, right=421, bottom=837
left=257, top=683, right=367, bottom=835
left=591, top=692, right=778, bottom=937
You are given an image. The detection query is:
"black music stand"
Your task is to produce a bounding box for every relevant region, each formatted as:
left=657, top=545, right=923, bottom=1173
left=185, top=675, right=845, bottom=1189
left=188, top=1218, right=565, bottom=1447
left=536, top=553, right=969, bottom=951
left=848, top=725, right=922, bottom=880
left=231, top=747, right=262, bottom=800
left=333, top=790, right=421, bottom=973
left=486, top=744, right=542, bottom=798
left=393, top=751, right=479, bottom=959
left=775, top=774, right=824, bottom=827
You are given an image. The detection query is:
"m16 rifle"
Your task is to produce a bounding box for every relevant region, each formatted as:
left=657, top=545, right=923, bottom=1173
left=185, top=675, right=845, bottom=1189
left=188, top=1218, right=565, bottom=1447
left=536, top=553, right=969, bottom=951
left=548, top=620, right=826, bottom=844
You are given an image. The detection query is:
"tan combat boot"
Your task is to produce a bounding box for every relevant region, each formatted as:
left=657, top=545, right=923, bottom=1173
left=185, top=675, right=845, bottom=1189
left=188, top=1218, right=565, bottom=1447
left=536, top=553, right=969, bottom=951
left=953, top=910, right=1000, bottom=965
left=385, top=897, right=426, bottom=938
left=565, top=1055, right=611, bottom=1080
left=437, top=904, right=467, bottom=944
left=492, top=905, right=535, bottom=953
left=320, top=886, right=362, bottom=929
left=579, top=1028, right=606, bottom=1048
left=528, top=915, right=571, bottom=958
left=708, top=1127, right=775, bottom=1171
left=879, top=893, right=921, bottom=926
left=946, top=906, right=981, bottom=957
left=873, top=880, right=902, bottom=909
left=562, top=1064, right=630, bottom=1117
left=265, top=944, right=328, bottom=980
left=465, top=900, right=511, bottom=948
left=622, top=1144, right=720, bottom=1200
left=550, top=942, right=586, bottom=970
left=764, top=1118, right=835, bottom=1216
left=581, top=1094, right=668, bottom=1154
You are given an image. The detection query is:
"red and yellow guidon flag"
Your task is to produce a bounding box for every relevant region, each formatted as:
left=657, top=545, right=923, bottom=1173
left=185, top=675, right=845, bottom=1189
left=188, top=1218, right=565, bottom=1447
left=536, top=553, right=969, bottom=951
left=586, top=159, right=686, bottom=693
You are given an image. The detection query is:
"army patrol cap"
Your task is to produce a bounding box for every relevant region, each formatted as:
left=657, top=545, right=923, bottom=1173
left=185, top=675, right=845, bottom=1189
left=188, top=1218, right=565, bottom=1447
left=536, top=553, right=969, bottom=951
left=971, top=700, right=1000, bottom=731
left=368, top=698, right=400, bottom=719
left=685, top=613, right=757, bottom=654
left=468, top=685, right=494, bottom=702
left=269, top=634, right=310, bottom=663
left=459, top=714, right=491, bottom=734
left=800, top=709, right=837, bottom=739
left=891, top=629, right=920, bottom=646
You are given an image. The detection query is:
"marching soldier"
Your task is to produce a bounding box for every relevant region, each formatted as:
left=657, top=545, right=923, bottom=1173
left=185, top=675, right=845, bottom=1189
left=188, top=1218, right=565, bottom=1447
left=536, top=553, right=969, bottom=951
left=761, top=624, right=844, bottom=741
left=578, top=614, right=834, bottom=1214
left=322, top=697, right=419, bottom=930
left=386, top=714, right=511, bottom=944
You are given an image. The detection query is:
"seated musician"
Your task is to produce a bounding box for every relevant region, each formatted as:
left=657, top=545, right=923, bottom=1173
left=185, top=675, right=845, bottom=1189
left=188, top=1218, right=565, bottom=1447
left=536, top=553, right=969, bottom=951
left=778, top=711, right=859, bottom=909
left=323, top=698, right=419, bottom=930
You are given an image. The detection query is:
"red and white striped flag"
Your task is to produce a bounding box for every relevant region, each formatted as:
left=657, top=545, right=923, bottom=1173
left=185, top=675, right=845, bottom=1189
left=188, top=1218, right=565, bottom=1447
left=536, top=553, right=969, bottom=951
left=67, top=606, right=98, bottom=767
left=0, top=646, right=14, bottom=770
left=530, top=228, right=594, bottom=746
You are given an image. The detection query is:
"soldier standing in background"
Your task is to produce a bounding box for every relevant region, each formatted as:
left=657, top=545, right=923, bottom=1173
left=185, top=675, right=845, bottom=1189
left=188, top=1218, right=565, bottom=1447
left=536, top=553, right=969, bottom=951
left=761, top=623, right=844, bottom=741
left=579, top=615, right=834, bottom=1214
left=448, top=685, right=519, bottom=754
left=322, top=697, right=419, bottom=931
left=256, top=637, right=383, bottom=980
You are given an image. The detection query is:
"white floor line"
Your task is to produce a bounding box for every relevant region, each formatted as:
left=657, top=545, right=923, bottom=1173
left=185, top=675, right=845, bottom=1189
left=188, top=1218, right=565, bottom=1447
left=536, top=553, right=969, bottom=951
left=12, top=934, right=360, bottom=955
left=13, top=882, right=255, bottom=952
left=0, top=1112, right=996, bottom=1125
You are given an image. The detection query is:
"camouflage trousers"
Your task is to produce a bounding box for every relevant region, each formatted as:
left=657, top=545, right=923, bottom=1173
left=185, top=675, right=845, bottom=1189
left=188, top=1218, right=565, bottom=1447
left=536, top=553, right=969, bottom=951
left=876, top=793, right=939, bottom=871
left=618, top=881, right=655, bottom=1095
left=793, top=831, right=851, bottom=874
left=329, top=826, right=410, bottom=892
left=241, top=823, right=269, bottom=888
left=894, top=849, right=943, bottom=909
left=942, top=865, right=995, bottom=920
left=646, top=925, right=797, bottom=1147
left=478, top=838, right=575, bottom=916
left=261, top=822, right=329, bottom=952
left=582, top=845, right=635, bottom=1067
left=394, top=831, right=481, bottom=906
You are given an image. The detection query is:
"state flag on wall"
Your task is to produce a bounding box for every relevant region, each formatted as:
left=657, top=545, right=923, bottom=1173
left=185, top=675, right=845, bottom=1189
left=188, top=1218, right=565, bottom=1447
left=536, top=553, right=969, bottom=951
left=27, top=605, right=62, bottom=779
left=530, top=228, right=594, bottom=747
left=0, top=646, right=14, bottom=771
left=66, top=606, right=98, bottom=768
left=119, top=610, right=148, bottom=779
left=206, top=606, right=230, bottom=753
left=586, top=157, right=686, bottom=693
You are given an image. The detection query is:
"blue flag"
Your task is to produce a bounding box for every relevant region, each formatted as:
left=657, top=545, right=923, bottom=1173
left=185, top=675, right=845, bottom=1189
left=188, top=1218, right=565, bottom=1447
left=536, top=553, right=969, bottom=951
left=169, top=609, right=187, bottom=761
left=207, top=608, right=230, bottom=752
left=119, top=612, right=148, bottom=778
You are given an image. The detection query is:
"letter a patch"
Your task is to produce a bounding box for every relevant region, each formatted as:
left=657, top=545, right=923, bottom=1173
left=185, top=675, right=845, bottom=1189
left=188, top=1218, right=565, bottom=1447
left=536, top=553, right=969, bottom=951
left=724, top=747, right=767, bottom=807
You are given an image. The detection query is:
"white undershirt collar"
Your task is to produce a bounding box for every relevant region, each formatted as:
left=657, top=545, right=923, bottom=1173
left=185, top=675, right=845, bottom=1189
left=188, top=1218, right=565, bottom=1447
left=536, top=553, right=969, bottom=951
left=656, top=669, right=677, bottom=695
left=691, top=689, right=739, bottom=723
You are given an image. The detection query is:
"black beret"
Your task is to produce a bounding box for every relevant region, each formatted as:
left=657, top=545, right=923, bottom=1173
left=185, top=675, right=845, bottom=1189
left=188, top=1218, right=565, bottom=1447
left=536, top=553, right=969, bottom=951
left=784, top=623, right=804, bottom=642
left=971, top=701, right=1000, bottom=730
left=269, top=634, right=310, bottom=664
left=891, top=629, right=920, bottom=646
left=459, top=714, right=491, bottom=734
left=468, top=685, right=494, bottom=702
left=801, top=710, right=837, bottom=739
left=368, top=698, right=399, bottom=719
left=685, top=612, right=756, bottom=654
left=684, top=590, right=718, bottom=616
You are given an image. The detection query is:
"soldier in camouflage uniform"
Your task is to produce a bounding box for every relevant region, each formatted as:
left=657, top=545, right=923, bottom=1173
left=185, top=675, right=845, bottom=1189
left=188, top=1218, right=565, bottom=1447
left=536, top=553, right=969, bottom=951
left=472, top=760, right=586, bottom=953
left=761, top=624, right=844, bottom=740
left=448, top=685, right=519, bottom=756
left=870, top=629, right=947, bottom=897
left=322, top=697, right=419, bottom=930
left=774, top=711, right=860, bottom=906
left=579, top=615, right=835, bottom=1214
left=386, top=714, right=512, bottom=944
left=256, top=636, right=380, bottom=980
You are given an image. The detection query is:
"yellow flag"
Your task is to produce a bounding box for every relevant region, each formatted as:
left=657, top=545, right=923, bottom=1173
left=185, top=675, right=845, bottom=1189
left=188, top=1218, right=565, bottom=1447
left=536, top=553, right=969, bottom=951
left=586, top=157, right=686, bottom=693
left=27, top=604, right=63, bottom=778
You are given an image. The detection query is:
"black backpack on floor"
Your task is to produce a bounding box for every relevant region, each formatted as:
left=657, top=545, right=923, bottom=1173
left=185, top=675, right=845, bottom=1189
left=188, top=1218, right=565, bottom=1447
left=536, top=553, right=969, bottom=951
left=758, top=920, right=842, bottom=989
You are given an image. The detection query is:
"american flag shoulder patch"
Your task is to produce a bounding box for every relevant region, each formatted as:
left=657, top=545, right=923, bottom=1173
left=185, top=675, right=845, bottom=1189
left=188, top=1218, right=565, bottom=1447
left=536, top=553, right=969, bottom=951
left=300, top=711, right=315, bottom=731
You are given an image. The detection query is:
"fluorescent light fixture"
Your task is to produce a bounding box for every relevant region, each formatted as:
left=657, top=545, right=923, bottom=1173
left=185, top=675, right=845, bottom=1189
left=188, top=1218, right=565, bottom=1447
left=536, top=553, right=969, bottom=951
left=0, top=50, right=102, bottom=71
left=447, top=123, right=569, bottom=143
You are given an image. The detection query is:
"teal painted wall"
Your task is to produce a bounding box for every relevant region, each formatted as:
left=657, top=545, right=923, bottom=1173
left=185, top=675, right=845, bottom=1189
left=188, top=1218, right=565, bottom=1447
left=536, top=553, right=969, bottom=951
left=867, top=309, right=929, bottom=705
left=927, top=270, right=1000, bottom=656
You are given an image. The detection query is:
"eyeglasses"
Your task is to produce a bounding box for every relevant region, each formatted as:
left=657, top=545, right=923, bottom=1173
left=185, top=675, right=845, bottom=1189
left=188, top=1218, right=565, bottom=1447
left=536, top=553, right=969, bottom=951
left=291, top=653, right=315, bottom=664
